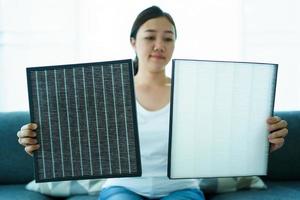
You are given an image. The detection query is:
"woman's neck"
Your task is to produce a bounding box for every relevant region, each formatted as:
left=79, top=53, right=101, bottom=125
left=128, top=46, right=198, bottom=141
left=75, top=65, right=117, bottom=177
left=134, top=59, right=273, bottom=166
left=134, top=70, right=170, bottom=87
left=134, top=69, right=171, bottom=111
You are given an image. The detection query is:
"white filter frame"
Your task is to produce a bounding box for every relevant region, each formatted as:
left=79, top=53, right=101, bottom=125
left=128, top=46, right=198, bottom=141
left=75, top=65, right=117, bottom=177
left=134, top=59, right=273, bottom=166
left=168, top=59, right=277, bottom=179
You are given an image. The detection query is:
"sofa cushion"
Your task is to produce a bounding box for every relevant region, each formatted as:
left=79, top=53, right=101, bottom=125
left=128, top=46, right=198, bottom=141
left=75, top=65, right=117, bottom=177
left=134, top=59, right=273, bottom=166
left=268, top=111, right=300, bottom=180
left=0, top=112, right=33, bottom=184
left=199, top=176, right=266, bottom=194
left=207, top=180, right=300, bottom=200
left=0, top=184, right=53, bottom=200
left=26, top=179, right=105, bottom=197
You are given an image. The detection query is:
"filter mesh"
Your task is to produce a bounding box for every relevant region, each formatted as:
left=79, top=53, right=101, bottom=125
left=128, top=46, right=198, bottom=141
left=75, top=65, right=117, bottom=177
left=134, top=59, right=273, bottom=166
left=27, top=59, right=141, bottom=182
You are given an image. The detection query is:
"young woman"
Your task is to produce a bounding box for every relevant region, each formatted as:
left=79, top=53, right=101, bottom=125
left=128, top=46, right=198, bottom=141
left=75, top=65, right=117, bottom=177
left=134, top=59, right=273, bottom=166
left=17, top=6, right=288, bottom=200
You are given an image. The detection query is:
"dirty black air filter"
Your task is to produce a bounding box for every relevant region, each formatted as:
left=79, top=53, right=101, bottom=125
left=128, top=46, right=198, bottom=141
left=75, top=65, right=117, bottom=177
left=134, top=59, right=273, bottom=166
left=27, top=59, right=141, bottom=182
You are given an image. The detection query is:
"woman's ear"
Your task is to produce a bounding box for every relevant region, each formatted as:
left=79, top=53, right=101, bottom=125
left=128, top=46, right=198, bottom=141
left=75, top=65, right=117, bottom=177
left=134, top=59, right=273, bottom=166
left=130, top=38, right=136, bottom=49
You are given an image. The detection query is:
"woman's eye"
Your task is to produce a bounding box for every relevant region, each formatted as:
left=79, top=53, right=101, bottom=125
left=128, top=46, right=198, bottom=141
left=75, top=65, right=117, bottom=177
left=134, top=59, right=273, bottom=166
left=164, top=38, right=174, bottom=42
left=145, top=36, right=155, bottom=40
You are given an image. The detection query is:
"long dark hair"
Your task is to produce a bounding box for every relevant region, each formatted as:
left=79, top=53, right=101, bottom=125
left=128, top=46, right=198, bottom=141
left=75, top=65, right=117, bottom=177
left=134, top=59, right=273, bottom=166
left=130, top=6, right=177, bottom=75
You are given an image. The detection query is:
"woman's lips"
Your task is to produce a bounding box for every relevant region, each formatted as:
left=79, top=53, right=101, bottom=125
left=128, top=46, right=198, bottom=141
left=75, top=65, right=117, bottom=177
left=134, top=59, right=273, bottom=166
left=150, top=54, right=165, bottom=59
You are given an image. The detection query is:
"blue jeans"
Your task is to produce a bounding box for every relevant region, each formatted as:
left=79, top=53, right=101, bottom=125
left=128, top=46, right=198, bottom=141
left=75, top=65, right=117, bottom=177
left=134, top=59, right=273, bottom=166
left=99, top=186, right=205, bottom=200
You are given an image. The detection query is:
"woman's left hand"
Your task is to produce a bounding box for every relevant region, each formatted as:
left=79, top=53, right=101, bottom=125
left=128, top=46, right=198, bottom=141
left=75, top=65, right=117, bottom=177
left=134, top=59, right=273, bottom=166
left=267, top=116, right=288, bottom=152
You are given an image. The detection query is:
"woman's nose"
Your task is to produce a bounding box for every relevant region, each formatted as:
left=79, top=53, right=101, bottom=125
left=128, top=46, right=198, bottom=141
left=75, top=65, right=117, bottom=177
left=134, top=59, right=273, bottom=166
left=153, top=40, right=165, bottom=52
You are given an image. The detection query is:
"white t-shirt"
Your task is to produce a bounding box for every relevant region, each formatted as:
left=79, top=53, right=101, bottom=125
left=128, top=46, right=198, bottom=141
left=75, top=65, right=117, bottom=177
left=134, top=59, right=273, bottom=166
left=102, top=101, right=199, bottom=198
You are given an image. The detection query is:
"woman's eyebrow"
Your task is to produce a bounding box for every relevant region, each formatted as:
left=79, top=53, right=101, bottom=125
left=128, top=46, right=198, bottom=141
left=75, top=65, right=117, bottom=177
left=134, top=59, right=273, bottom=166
left=164, top=30, right=174, bottom=34
left=144, top=29, right=174, bottom=34
left=144, top=29, right=157, bottom=33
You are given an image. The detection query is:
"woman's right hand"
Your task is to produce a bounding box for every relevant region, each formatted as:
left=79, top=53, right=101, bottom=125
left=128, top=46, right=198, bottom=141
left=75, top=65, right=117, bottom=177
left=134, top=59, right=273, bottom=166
left=17, top=123, right=40, bottom=156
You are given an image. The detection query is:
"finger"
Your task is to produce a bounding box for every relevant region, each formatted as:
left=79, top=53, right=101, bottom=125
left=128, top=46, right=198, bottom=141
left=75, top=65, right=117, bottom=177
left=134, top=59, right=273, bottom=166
left=267, top=116, right=281, bottom=124
left=21, top=123, right=38, bottom=131
left=270, top=142, right=284, bottom=152
left=268, top=120, right=288, bottom=132
left=18, top=137, right=38, bottom=146
left=25, top=144, right=40, bottom=156
left=269, top=137, right=285, bottom=145
left=268, top=128, right=288, bottom=139
left=17, top=130, right=36, bottom=138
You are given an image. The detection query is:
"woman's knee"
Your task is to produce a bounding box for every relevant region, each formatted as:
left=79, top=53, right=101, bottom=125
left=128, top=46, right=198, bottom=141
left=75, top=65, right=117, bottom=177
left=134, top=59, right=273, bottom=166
left=99, top=186, right=144, bottom=200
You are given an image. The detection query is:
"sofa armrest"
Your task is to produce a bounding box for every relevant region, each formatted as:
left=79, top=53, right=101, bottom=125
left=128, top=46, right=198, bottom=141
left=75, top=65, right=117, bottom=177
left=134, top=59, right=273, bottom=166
left=267, top=111, right=300, bottom=180
left=0, top=112, right=34, bottom=184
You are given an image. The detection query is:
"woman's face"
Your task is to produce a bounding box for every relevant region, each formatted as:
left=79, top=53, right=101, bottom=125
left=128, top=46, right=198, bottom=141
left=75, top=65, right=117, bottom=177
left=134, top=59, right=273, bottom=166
left=131, top=17, right=176, bottom=73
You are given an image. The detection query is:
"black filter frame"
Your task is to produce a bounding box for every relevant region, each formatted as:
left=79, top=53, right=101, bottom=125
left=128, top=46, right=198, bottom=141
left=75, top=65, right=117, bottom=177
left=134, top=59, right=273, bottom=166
left=27, top=59, right=141, bottom=182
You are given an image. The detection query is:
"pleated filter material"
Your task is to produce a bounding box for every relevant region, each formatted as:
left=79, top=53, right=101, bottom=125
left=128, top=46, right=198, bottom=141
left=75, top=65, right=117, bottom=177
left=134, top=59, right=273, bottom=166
left=168, top=59, right=278, bottom=179
left=27, top=59, right=141, bottom=182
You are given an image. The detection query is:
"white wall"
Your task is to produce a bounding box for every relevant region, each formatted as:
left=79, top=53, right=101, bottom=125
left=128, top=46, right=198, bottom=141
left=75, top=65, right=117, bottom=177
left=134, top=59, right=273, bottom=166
left=241, top=0, right=300, bottom=110
left=0, top=0, right=298, bottom=111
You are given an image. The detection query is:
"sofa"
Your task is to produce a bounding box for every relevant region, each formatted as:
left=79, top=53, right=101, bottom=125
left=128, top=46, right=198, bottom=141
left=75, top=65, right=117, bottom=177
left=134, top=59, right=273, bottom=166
left=0, top=111, right=299, bottom=200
